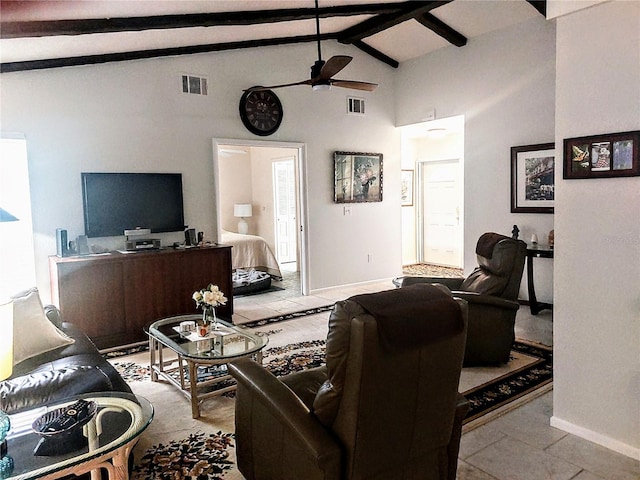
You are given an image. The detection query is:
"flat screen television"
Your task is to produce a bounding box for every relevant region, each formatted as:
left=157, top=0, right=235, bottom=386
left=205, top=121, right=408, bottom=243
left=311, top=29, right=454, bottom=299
left=82, top=172, right=185, bottom=238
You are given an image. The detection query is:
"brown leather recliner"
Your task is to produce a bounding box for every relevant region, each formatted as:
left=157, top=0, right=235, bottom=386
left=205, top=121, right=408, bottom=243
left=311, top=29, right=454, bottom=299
left=399, top=232, right=527, bottom=365
left=228, top=284, right=469, bottom=480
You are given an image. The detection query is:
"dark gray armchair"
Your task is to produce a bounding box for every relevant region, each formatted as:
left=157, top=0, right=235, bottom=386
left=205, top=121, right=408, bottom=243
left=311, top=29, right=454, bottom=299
left=229, top=284, right=469, bottom=480
left=398, top=232, right=527, bottom=365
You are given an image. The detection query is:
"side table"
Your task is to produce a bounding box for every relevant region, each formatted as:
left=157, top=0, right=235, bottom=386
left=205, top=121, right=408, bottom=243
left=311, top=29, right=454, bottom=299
left=526, top=244, right=554, bottom=315
left=5, top=392, right=153, bottom=480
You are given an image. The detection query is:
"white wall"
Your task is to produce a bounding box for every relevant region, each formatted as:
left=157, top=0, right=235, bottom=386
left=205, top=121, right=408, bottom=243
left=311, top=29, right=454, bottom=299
left=218, top=150, right=253, bottom=233
left=0, top=42, right=400, bottom=301
left=552, top=0, right=640, bottom=458
left=395, top=16, right=556, bottom=302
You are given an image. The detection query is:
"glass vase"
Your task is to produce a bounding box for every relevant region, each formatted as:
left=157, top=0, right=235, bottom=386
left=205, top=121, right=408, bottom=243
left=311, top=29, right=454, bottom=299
left=202, top=306, right=219, bottom=332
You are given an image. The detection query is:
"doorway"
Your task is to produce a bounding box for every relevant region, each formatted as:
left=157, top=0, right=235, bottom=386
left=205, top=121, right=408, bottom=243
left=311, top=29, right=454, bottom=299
left=417, top=159, right=462, bottom=267
left=273, top=157, right=297, bottom=266
left=400, top=115, right=464, bottom=270
left=212, top=138, right=308, bottom=295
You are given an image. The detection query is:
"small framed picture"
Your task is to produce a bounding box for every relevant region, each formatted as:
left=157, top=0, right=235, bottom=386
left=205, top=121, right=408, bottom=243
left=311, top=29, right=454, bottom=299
left=511, top=143, right=555, bottom=214
left=563, top=131, right=639, bottom=179
left=401, top=170, right=414, bottom=206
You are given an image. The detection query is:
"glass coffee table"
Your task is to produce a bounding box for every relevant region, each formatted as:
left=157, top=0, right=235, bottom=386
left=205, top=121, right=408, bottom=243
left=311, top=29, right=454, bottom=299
left=5, top=392, right=153, bottom=480
left=146, top=315, right=267, bottom=418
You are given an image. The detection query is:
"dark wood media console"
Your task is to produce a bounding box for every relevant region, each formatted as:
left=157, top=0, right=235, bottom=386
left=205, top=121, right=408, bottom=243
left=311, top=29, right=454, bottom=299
left=49, top=245, right=233, bottom=349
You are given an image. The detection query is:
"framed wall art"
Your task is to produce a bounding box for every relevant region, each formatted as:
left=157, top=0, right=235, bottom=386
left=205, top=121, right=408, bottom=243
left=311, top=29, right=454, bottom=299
left=401, top=169, right=414, bottom=206
left=511, top=142, right=555, bottom=214
left=563, top=130, right=640, bottom=179
left=334, top=151, right=383, bottom=203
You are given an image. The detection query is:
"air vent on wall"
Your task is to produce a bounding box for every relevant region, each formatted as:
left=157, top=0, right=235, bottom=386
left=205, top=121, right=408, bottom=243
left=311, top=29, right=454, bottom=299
left=181, top=74, right=208, bottom=95
left=347, top=96, right=365, bottom=115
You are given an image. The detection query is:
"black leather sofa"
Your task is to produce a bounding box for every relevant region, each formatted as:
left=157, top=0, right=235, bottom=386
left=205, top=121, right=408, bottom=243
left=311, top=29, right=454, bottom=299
left=0, top=305, right=131, bottom=415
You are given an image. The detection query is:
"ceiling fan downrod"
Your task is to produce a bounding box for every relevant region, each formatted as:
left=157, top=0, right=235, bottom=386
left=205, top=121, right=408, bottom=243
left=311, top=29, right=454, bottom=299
left=315, top=0, right=323, bottom=63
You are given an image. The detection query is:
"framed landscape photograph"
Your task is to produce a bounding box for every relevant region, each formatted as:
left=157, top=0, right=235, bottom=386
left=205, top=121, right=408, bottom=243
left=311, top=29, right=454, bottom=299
left=511, top=143, right=555, bottom=214
left=563, top=130, right=640, bottom=179
left=401, top=169, right=414, bottom=206
left=334, top=151, right=383, bottom=203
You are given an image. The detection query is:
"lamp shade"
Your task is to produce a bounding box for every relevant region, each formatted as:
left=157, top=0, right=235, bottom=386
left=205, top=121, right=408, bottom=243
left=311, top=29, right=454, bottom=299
left=0, top=208, right=19, bottom=223
left=234, top=204, right=253, bottom=218
left=0, top=299, right=13, bottom=381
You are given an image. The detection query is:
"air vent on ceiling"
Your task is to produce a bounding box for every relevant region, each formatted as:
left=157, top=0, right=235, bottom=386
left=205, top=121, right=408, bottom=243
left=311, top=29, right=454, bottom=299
left=181, top=74, right=208, bottom=96
left=347, top=96, right=365, bottom=115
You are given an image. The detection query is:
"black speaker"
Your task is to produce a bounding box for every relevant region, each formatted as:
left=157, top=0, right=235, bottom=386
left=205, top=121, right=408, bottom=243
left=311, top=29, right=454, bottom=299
left=185, top=228, right=196, bottom=246
left=56, top=228, right=68, bottom=257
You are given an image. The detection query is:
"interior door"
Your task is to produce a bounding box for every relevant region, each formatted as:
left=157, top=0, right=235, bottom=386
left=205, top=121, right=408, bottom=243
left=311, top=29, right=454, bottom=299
left=418, top=159, right=462, bottom=267
left=273, top=158, right=297, bottom=263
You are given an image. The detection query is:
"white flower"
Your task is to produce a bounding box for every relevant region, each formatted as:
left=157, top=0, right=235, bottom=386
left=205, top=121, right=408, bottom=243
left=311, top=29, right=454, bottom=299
left=193, top=284, right=227, bottom=309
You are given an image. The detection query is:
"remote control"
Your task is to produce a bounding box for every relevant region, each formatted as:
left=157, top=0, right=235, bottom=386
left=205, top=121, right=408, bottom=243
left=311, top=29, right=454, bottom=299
left=43, top=399, right=93, bottom=433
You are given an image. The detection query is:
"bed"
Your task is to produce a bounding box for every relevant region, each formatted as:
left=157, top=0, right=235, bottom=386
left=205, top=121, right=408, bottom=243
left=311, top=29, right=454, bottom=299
left=220, top=230, right=283, bottom=280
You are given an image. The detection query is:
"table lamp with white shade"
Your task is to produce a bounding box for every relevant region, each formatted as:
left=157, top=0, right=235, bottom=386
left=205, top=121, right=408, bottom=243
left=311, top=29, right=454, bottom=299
left=234, top=204, right=253, bottom=235
left=0, top=299, right=14, bottom=477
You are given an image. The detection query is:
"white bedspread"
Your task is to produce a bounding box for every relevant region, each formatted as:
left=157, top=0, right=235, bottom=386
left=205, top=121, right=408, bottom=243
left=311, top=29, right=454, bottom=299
left=220, top=230, right=283, bottom=279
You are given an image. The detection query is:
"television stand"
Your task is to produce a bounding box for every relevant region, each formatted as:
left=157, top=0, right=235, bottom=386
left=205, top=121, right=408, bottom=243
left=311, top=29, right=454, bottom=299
left=49, top=245, right=233, bottom=349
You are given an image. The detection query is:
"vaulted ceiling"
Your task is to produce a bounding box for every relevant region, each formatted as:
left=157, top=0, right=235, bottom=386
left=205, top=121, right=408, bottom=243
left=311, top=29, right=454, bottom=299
left=0, top=1, right=546, bottom=73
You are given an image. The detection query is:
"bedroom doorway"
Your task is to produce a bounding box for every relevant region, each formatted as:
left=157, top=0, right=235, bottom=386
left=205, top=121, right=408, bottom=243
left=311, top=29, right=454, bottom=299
left=213, top=138, right=308, bottom=296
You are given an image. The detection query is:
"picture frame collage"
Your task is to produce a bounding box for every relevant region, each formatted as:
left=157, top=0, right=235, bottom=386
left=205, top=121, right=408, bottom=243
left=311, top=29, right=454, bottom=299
left=563, top=130, right=639, bottom=179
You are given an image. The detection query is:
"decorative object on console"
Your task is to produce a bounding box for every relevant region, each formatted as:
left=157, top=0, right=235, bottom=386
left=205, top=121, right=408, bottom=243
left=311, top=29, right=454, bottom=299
left=233, top=204, right=253, bottom=235
left=563, top=130, right=639, bottom=179
left=334, top=151, right=383, bottom=203
left=530, top=233, right=538, bottom=245
left=510, top=143, right=555, bottom=214
left=0, top=299, right=14, bottom=478
left=243, top=0, right=377, bottom=94
left=193, top=284, right=227, bottom=332
left=548, top=229, right=554, bottom=248
left=511, top=224, right=520, bottom=239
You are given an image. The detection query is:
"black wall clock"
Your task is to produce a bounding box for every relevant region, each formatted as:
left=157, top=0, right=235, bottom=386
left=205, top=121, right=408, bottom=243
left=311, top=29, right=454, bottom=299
left=239, top=89, right=283, bottom=136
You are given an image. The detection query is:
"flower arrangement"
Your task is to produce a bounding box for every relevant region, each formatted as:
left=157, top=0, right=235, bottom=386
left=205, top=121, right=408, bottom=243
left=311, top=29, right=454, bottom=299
left=192, top=284, right=227, bottom=310
left=193, top=284, right=227, bottom=333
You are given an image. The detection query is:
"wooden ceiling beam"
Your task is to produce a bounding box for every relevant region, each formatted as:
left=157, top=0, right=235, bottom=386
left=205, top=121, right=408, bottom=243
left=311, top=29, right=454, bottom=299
left=526, top=1, right=547, bottom=17
left=337, top=1, right=450, bottom=44
left=415, top=12, right=467, bottom=47
left=0, top=33, right=340, bottom=73
left=1, top=3, right=412, bottom=39
left=352, top=40, right=399, bottom=68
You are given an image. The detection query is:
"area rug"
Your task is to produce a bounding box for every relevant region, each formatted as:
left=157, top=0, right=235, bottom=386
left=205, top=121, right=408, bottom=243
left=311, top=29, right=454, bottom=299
left=402, top=263, right=464, bottom=278
left=114, top=307, right=552, bottom=480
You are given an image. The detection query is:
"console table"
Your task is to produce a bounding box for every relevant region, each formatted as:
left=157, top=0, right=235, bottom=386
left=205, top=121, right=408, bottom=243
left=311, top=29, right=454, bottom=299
left=49, top=246, right=233, bottom=349
left=526, top=244, right=553, bottom=315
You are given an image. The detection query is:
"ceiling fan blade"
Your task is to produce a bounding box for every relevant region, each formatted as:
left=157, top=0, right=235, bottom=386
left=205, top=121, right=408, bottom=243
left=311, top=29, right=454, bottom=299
left=318, top=55, right=352, bottom=80
left=330, top=79, right=378, bottom=92
left=244, top=80, right=312, bottom=92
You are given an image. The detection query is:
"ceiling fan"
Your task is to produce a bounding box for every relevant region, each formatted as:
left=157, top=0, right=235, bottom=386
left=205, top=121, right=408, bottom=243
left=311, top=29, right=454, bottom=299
left=244, top=0, right=377, bottom=93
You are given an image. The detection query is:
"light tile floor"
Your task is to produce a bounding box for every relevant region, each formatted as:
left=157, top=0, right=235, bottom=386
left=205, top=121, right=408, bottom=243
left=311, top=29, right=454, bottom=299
left=233, top=271, right=639, bottom=480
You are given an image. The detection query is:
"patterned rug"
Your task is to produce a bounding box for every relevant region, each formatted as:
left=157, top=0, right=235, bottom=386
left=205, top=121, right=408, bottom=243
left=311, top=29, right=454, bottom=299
left=113, top=338, right=552, bottom=425
left=402, top=263, right=464, bottom=278
left=133, top=431, right=235, bottom=480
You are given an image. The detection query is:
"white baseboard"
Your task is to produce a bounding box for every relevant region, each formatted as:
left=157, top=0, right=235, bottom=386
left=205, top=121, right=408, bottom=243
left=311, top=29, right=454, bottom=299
left=309, top=277, right=396, bottom=296
left=550, top=416, right=640, bottom=461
